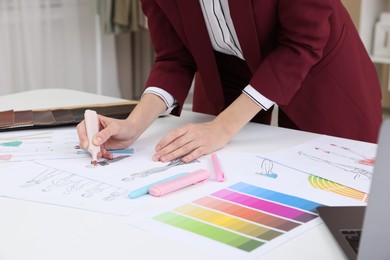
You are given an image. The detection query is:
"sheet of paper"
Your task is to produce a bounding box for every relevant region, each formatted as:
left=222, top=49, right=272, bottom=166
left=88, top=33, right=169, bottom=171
left=0, top=126, right=213, bottom=215
left=258, top=135, right=376, bottom=193
left=131, top=152, right=365, bottom=259
left=217, top=151, right=369, bottom=203
left=36, top=144, right=212, bottom=192
left=0, top=127, right=81, bottom=162
left=0, top=162, right=143, bottom=215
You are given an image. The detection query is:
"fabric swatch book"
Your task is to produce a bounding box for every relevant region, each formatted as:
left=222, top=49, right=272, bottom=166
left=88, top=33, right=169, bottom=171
left=0, top=102, right=136, bottom=131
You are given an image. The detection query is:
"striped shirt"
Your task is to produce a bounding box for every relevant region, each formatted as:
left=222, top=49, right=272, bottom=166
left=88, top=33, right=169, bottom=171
left=144, top=0, right=274, bottom=114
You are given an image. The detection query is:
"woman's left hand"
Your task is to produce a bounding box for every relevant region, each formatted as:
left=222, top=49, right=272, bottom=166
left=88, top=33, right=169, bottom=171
left=153, top=93, right=263, bottom=163
left=152, top=120, right=232, bottom=163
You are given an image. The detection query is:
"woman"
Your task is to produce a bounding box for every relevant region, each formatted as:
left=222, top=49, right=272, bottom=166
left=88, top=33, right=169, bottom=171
left=77, top=0, right=382, bottom=163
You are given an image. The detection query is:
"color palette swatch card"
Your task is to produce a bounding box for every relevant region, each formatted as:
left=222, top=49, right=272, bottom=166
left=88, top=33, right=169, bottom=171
left=154, top=182, right=321, bottom=253
left=130, top=158, right=365, bottom=259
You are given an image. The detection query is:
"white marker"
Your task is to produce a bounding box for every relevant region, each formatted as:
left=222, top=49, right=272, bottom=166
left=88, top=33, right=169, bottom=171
left=84, top=109, right=100, bottom=166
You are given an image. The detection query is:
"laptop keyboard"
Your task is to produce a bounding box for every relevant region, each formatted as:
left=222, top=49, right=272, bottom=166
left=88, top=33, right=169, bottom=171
left=341, top=229, right=362, bottom=253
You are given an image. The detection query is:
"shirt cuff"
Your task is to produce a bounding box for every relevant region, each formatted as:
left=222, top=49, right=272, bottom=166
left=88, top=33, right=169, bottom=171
left=143, top=87, right=177, bottom=115
left=242, top=85, right=274, bottom=111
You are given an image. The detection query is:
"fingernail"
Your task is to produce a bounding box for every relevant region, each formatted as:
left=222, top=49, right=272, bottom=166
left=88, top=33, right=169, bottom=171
left=152, top=154, right=160, bottom=161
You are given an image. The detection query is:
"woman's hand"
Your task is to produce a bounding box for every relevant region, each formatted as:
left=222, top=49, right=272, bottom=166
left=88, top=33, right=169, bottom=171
left=152, top=120, right=233, bottom=163
left=153, top=93, right=263, bottom=163
left=77, top=93, right=168, bottom=159
left=77, top=115, right=137, bottom=159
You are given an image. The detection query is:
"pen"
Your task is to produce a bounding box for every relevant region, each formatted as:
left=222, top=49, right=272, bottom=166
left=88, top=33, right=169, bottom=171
left=211, top=153, right=225, bottom=182
left=84, top=109, right=100, bottom=166
left=128, top=172, right=189, bottom=199
left=149, top=169, right=211, bottom=197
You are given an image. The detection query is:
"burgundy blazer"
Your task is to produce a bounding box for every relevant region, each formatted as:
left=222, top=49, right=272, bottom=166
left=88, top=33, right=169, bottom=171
left=140, top=0, right=382, bottom=143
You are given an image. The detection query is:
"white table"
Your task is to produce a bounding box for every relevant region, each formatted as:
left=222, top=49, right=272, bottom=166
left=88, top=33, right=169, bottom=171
left=0, top=89, right=346, bottom=260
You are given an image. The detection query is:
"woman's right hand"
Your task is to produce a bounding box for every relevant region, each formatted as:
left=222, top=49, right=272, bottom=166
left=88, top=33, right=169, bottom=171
left=76, top=115, right=137, bottom=159
left=76, top=92, right=175, bottom=160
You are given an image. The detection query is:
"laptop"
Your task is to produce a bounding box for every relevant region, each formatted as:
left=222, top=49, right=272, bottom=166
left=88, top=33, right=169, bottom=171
left=317, top=119, right=390, bottom=260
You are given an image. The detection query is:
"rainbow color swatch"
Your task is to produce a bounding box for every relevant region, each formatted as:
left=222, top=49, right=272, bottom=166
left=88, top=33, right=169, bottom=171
left=308, top=175, right=368, bottom=202
left=153, top=182, right=323, bottom=252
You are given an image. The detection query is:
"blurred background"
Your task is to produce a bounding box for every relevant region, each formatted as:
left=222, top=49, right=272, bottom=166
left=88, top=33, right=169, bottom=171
left=0, top=0, right=389, bottom=119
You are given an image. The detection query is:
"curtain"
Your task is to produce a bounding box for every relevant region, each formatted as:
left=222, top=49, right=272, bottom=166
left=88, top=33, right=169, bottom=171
left=97, top=0, right=154, bottom=100
left=0, top=0, right=121, bottom=97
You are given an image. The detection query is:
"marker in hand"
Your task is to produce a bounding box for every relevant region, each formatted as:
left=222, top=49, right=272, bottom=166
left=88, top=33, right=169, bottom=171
left=84, top=109, right=100, bottom=166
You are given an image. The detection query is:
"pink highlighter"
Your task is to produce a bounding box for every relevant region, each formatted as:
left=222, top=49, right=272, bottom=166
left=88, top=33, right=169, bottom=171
left=148, top=169, right=211, bottom=197
left=84, top=109, right=100, bottom=166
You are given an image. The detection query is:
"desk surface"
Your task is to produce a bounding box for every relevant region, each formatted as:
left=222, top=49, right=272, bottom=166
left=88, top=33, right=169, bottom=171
left=0, top=89, right=346, bottom=260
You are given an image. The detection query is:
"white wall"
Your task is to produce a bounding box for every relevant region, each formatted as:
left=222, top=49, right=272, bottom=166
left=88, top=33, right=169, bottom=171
left=0, top=0, right=120, bottom=97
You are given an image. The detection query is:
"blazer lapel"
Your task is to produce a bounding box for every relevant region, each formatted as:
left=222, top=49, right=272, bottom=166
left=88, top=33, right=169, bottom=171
left=228, top=0, right=262, bottom=72
left=174, top=0, right=225, bottom=113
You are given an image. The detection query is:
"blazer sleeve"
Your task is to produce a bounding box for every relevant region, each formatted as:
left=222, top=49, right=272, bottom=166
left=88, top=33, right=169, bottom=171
left=250, top=0, right=334, bottom=105
left=140, top=0, right=197, bottom=111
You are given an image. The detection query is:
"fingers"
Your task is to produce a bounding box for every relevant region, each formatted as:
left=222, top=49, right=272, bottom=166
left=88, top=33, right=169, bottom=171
left=77, top=114, right=136, bottom=161
left=99, top=147, right=114, bottom=160
left=76, top=120, right=89, bottom=150
left=93, top=123, right=115, bottom=147
left=154, top=140, right=207, bottom=163
left=77, top=115, right=117, bottom=150
left=181, top=146, right=207, bottom=162
left=153, top=127, right=189, bottom=162
left=155, top=127, right=187, bottom=152
left=153, top=124, right=213, bottom=163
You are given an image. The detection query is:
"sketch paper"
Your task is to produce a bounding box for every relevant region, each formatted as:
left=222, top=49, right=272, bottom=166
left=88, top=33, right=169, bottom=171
left=0, top=125, right=211, bottom=192
left=0, top=161, right=143, bottom=215
left=215, top=151, right=369, bottom=203
left=0, top=127, right=81, bottom=162
left=0, top=126, right=212, bottom=194
left=258, top=135, right=376, bottom=193
left=0, top=126, right=213, bottom=215
left=0, top=142, right=211, bottom=216
left=131, top=153, right=365, bottom=259
left=37, top=144, right=211, bottom=192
